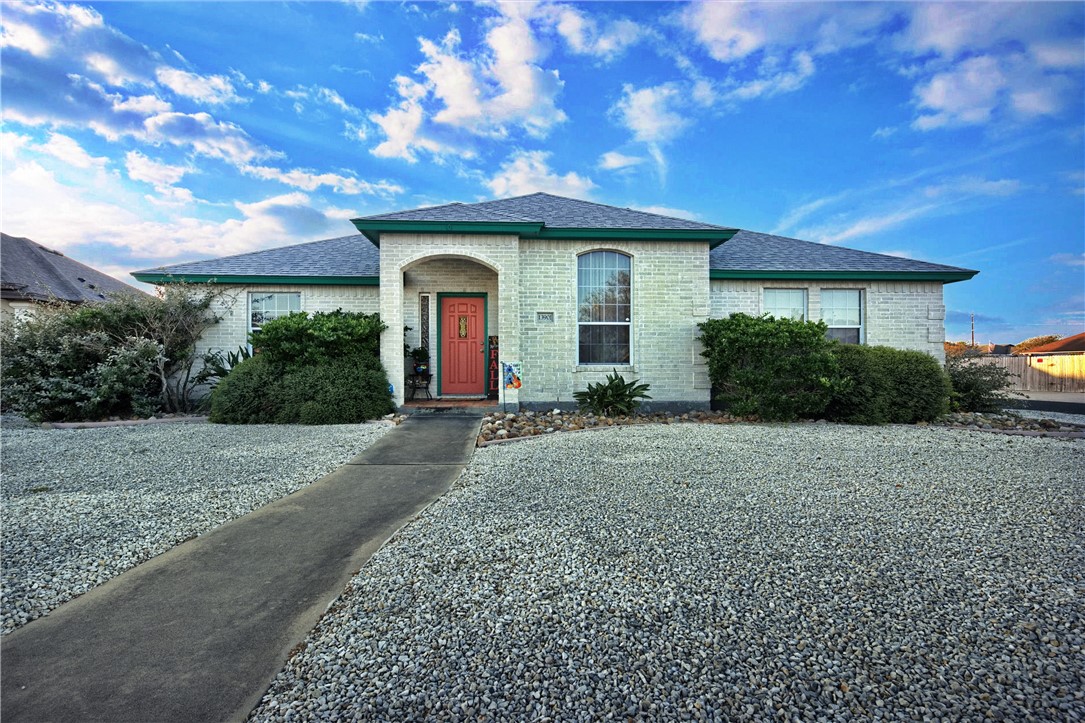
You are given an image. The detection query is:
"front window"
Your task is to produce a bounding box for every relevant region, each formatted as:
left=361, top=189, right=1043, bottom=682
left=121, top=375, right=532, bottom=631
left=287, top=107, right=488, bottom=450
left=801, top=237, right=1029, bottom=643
left=577, top=251, right=631, bottom=364
left=249, top=292, right=301, bottom=334
left=821, top=289, right=862, bottom=344
left=763, top=289, right=807, bottom=321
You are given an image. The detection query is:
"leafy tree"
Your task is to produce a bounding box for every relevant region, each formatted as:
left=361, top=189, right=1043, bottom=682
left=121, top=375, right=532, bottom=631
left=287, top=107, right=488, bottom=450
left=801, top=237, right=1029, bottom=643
left=1, top=285, right=227, bottom=420
left=1011, top=334, right=1061, bottom=354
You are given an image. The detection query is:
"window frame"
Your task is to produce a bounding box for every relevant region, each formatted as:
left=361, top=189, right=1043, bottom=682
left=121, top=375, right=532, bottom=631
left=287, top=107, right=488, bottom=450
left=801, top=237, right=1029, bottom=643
left=762, top=288, right=808, bottom=321
left=820, top=288, right=863, bottom=344
left=576, top=250, right=632, bottom=366
left=248, top=291, right=301, bottom=336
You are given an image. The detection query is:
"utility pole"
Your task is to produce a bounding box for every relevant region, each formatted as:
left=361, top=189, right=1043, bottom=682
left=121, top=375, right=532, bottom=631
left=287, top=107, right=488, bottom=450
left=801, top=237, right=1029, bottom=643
left=970, top=312, right=975, bottom=347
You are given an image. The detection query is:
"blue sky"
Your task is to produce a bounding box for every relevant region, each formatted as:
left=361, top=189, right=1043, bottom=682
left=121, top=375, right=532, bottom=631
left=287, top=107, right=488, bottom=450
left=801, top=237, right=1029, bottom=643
left=2, top=1, right=1082, bottom=343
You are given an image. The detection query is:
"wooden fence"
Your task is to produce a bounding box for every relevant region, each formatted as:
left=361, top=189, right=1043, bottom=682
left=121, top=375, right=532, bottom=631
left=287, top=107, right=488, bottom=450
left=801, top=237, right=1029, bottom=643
left=971, top=354, right=1085, bottom=392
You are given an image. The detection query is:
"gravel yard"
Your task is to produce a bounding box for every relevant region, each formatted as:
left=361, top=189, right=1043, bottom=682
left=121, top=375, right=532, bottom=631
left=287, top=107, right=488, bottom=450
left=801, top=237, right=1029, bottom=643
left=252, top=424, right=1084, bottom=722
left=1, top=422, right=391, bottom=635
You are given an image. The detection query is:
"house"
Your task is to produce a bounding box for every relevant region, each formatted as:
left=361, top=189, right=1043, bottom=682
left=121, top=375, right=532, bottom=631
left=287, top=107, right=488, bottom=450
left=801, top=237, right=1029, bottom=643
left=1, top=233, right=148, bottom=317
left=132, top=193, right=977, bottom=410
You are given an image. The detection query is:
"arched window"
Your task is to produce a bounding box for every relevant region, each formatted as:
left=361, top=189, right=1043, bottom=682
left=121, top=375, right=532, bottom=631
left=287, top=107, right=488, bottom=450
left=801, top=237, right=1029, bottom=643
left=577, top=250, right=631, bottom=364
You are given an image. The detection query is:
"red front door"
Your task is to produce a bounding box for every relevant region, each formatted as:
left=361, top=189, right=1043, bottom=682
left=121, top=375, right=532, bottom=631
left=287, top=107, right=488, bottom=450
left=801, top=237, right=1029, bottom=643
left=440, top=296, right=485, bottom=395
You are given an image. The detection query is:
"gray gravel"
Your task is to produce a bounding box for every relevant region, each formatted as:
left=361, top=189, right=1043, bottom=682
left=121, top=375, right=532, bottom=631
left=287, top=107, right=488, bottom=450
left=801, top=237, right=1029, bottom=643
left=1, top=422, right=391, bottom=635
left=251, top=424, right=1084, bottom=722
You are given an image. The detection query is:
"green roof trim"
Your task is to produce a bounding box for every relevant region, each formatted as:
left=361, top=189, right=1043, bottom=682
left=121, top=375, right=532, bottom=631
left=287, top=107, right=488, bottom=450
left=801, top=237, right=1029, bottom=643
left=351, top=219, right=544, bottom=245
left=710, top=269, right=978, bottom=283
left=351, top=219, right=736, bottom=247
left=131, top=273, right=380, bottom=286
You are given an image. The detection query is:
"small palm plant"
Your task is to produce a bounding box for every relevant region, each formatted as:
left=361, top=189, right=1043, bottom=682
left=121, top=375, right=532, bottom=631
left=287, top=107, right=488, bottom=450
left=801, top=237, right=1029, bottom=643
left=573, top=369, right=652, bottom=416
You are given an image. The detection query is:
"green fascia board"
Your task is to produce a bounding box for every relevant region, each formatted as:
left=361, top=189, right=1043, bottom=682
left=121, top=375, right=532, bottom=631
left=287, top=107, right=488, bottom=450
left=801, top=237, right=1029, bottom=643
left=709, top=269, right=979, bottom=284
left=352, top=219, right=737, bottom=248
left=351, top=219, right=544, bottom=246
left=131, top=273, right=380, bottom=286
left=533, top=228, right=737, bottom=248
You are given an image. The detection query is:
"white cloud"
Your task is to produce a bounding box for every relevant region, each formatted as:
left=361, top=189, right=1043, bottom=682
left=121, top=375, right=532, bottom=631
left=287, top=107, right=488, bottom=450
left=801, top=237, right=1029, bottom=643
left=1050, top=253, right=1085, bottom=267
left=598, top=151, right=644, bottom=170
left=368, top=3, right=569, bottom=160
left=803, top=203, right=942, bottom=245
left=125, top=150, right=188, bottom=186
left=242, top=165, right=403, bottom=196
left=39, top=132, right=108, bottom=169
left=872, top=126, right=897, bottom=139
left=486, top=150, right=595, bottom=198
left=418, top=30, right=487, bottom=128
left=142, top=111, right=272, bottom=165
left=912, top=55, right=1005, bottom=129
left=629, top=205, right=699, bottom=221
left=543, top=4, right=642, bottom=61
left=612, top=83, right=688, bottom=144
left=1032, top=41, right=1085, bottom=70
left=155, top=67, right=243, bottom=105
left=726, top=52, right=815, bottom=101
left=369, top=75, right=463, bottom=162
left=0, top=18, right=51, bottom=57
left=112, top=94, right=172, bottom=115
left=923, top=176, right=1023, bottom=198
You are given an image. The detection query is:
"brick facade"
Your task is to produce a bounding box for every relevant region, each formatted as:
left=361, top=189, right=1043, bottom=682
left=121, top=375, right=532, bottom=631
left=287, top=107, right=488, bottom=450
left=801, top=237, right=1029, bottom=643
left=200, top=283, right=379, bottom=354
left=709, top=279, right=947, bottom=362
left=195, top=244, right=950, bottom=409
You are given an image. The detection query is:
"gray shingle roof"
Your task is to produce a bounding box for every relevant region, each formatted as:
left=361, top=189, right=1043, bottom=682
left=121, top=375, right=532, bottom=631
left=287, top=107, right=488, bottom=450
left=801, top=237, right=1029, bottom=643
left=133, top=234, right=379, bottom=278
left=1, top=233, right=148, bottom=303
left=358, top=192, right=730, bottom=231
left=710, top=230, right=977, bottom=275
left=359, top=202, right=540, bottom=223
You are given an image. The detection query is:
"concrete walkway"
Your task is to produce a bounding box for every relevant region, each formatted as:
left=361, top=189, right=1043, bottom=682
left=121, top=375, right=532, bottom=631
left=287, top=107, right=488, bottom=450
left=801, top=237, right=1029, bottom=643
left=1004, top=390, right=1085, bottom=415
left=1, top=413, right=482, bottom=723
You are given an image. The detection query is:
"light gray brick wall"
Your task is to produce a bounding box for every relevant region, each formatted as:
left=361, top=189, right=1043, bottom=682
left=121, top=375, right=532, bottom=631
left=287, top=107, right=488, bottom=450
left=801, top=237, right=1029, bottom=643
left=710, top=279, right=947, bottom=362
left=402, top=258, right=500, bottom=399
left=198, top=284, right=380, bottom=355
left=518, top=240, right=711, bottom=408
left=378, top=233, right=521, bottom=406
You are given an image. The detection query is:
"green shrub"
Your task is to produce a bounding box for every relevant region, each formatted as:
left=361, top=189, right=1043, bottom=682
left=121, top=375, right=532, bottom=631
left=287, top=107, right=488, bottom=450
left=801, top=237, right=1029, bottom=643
left=210, top=311, right=393, bottom=425
left=253, top=310, right=384, bottom=367
left=273, top=357, right=394, bottom=425
left=827, top=345, right=950, bottom=424
left=698, top=313, right=842, bottom=421
left=208, top=354, right=283, bottom=424
left=573, top=370, right=652, bottom=416
left=945, top=356, right=1017, bottom=412
left=0, top=285, right=224, bottom=421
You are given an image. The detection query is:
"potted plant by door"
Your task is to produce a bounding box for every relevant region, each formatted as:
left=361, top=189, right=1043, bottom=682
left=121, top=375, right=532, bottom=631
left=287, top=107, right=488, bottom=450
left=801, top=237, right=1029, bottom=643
left=409, top=346, right=430, bottom=374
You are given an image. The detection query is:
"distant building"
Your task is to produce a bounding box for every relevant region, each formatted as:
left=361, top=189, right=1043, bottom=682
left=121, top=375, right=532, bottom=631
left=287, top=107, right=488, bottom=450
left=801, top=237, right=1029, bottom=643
left=1, top=233, right=148, bottom=317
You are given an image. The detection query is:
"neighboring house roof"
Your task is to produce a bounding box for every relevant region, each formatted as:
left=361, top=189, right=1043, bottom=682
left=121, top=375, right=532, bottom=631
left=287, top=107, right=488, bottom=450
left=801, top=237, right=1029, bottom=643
left=131, top=195, right=978, bottom=286
left=132, top=234, right=380, bottom=285
left=353, top=192, right=737, bottom=246
left=711, top=230, right=977, bottom=282
left=1017, top=332, right=1085, bottom=354
left=1, top=233, right=147, bottom=303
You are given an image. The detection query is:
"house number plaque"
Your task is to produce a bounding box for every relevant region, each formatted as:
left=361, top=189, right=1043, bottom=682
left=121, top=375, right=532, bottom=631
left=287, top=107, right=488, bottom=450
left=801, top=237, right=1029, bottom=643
left=458, top=316, right=468, bottom=338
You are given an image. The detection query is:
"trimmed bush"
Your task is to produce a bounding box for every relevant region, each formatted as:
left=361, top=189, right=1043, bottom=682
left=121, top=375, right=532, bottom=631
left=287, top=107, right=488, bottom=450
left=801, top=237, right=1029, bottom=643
left=573, top=370, right=652, bottom=416
left=273, top=357, right=394, bottom=425
left=698, top=313, right=842, bottom=421
left=827, top=345, right=950, bottom=424
left=945, top=356, right=1017, bottom=412
left=208, top=354, right=283, bottom=424
left=253, top=310, right=384, bottom=367
left=209, top=310, right=393, bottom=425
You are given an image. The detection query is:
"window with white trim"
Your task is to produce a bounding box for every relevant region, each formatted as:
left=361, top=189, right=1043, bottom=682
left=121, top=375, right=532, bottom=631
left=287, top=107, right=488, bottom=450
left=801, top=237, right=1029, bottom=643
left=763, top=288, right=807, bottom=321
left=577, top=251, right=631, bottom=364
left=820, top=289, right=862, bottom=344
left=249, top=292, right=301, bottom=334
